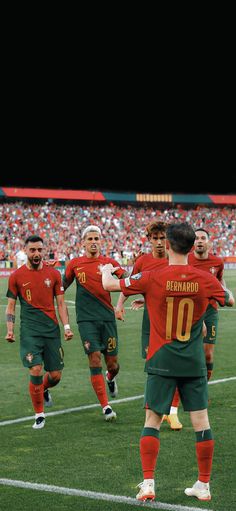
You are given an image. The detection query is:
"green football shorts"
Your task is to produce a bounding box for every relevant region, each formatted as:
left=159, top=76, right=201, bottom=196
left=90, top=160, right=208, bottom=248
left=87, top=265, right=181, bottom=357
left=20, top=335, right=64, bottom=371
left=78, top=320, right=118, bottom=355
left=203, top=304, right=219, bottom=345
left=144, top=373, right=208, bottom=414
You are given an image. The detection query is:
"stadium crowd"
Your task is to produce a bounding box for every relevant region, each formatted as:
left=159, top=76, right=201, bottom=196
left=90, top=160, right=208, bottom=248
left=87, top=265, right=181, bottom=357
left=0, top=201, right=235, bottom=265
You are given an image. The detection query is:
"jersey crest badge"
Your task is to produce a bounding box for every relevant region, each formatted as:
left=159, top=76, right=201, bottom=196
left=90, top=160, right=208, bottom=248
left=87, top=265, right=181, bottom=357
left=210, top=267, right=216, bottom=275
left=84, top=340, right=90, bottom=351
left=26, top=353, right=34, bottom=363
left=44, top=278, right=52, bottom=287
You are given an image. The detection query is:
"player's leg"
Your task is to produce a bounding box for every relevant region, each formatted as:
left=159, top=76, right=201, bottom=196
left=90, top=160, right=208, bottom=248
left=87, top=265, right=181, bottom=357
left=21, top=336, right=45, bottom=429
left=43, top=336, right=64, bottom=407
left=162, top=387, right=183, bottom=430
left=104, top=322, right=119, bottom=400
left=29, top=363, right=45, bottom=428
left=203, top=306, right=218, bottom=381
left=104, top=354, right=119, bottom=398
left=136, top=374, right=176, bottom=501
left=79, top=321, right=117, bottom=420
left=181, top=376, right=213, bottom=501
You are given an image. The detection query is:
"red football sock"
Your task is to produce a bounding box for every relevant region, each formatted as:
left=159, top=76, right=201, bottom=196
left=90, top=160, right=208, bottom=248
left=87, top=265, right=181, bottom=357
left=29, top=381, right=44, bottom=413
left=91, top=374, right=108, bottom=408
left=140, top=436, right=160, bottom=479
left=196, top=439, right=214, bottom=482
left=172, top=388, right=180, bottom=407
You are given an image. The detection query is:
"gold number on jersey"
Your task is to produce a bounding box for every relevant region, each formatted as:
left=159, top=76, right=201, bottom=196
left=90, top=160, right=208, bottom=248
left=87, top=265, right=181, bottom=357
left=166, top=297, right=194, bottom=342
left=107, top=337, right=116, bottom=351
left=77, top=271, right=86, bottom=283
left=26, top=289, right=31, bottom=302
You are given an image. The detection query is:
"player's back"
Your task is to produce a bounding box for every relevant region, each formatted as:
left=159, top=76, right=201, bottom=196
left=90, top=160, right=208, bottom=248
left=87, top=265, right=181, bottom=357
left=144, top=264, right=226, bottom=376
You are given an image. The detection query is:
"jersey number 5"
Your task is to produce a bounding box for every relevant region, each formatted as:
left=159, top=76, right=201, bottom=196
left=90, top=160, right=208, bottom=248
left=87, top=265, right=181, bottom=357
left=166, top=297, right=194, bottom=341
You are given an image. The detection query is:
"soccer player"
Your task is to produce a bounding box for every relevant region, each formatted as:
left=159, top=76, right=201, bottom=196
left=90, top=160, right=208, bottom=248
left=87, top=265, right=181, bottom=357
left=101, top=222, right=234, bottom=502
left=115, top=221, right=182, bottom=430
left=63, top=225, right=128, bottom=421
left=5, top=235, right=73, bottom=430
left=188, top=228, right=225, bottom=381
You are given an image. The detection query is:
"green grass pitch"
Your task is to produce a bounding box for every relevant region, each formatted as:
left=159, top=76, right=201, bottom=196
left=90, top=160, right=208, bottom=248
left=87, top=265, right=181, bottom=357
left=0, top=272, right=235, bottom=511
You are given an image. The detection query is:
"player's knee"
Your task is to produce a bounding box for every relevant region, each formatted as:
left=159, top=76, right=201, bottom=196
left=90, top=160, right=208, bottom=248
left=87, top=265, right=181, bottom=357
left=89, top=351, right=102, bottom=366
left=49, top=370, right=62, bottom=386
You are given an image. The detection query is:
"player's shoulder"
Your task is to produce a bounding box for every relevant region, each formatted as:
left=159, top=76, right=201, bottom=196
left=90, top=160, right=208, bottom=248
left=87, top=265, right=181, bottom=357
left=12, top=264, right=26, bottom=276
left=66, top=256, right=82, bottom=267
left=43, top=263, right=61, bottom=278
left=208, top=252, right=224, bottom=264
left=101, top=255, right=120, bottom=266
left=133, top=253, right=150, bottom=270
left=187, top=251, right=195, bottom=262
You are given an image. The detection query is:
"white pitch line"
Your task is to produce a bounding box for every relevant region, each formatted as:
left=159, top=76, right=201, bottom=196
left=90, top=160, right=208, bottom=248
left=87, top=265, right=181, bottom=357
left=0, top=394, right=144, bottom=426
left=0, top=377, right=235, bottom=427
left=0, top=478, right=212, bottom=511
left=1, top=303, right=235, bottom=311
left=208, top=376, right=236, bottom=385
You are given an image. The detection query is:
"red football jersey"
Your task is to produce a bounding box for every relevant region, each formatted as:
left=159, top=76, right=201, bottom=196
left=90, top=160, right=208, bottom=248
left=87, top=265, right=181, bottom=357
left=188, top=252, right=224, bottom=310
left=64, top=255, right=125, bottom=321
left=120, top=264, right=228, bottom=377
left=133, top=253, right=168, bottom=273
left=7, top=264, right=64, bottom=336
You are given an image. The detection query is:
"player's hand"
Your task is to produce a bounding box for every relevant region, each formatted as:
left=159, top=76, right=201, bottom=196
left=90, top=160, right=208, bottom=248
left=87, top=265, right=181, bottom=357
left=99, top=264, right=119, bottom=274
left=131, top=299, right=144, bottom=310
left=5, top=332, right=16, bottom=343
left=132, top=250, right=144, bottom=263
left=45, top=260, right=58, bottom=266
left=64, top=328, right=73, bottom=341
left=115, top=307, right=125, bottom=321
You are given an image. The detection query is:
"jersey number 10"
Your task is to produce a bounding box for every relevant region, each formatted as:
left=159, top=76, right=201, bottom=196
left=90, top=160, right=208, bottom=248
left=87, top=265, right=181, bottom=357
left=166, top=297, right=194, bottom=342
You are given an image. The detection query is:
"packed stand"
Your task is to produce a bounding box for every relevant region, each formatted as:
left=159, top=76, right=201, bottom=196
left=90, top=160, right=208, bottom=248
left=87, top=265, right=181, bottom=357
left=0, top=202, right=235, bottom=266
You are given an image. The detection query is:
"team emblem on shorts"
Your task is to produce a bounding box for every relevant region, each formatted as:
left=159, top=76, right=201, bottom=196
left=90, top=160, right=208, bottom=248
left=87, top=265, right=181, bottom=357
left=26, top=353, right=34, bottom=363
left=44, top=278, right=52, bottom=287
left=84, top=341, right=90, bottom=351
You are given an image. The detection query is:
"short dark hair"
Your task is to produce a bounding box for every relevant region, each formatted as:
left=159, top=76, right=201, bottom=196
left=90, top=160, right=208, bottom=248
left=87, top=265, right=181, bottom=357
left=167, top=222, right=196, bottom=255
left=194, top=228, right=209, bottom=238
left=25, top=235, right=44, bottom=245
